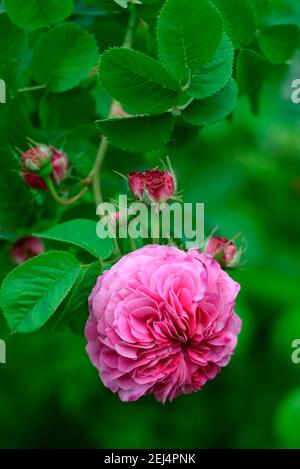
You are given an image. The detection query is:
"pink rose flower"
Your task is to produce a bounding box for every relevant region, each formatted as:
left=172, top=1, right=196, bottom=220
left=22, top=145, right=68, bottom=190
left=128, top=169, right=176, bottom=203
left=9, top=236, right=45, bottom=264
left=85, top=245, right=241, bottom=402
left=205, top=237, right=239, bottom=269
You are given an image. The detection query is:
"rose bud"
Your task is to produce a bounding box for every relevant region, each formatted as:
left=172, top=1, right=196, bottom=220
left=49, top=146, right=69, bottom=184
left=9, top=236, right=45, bottom=265
left=205, top=236, right=242, bottom=269
left=128, top=171, right=145, bottom=200
left=22, top=145, right=68, bottom=190
left=128, top=169, right=176, bottom=204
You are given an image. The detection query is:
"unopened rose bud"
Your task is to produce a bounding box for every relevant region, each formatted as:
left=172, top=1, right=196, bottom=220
left=128, top=171, right=145, bottom=200
left=9, top=236, right=45, bottom=265
left=50, top=147, right=69, bottom=184
left=205, top=236, right=242, bottom=269
left=22, top=145, right=68, bottom=190
left=128, top=169, right=176, bottom=204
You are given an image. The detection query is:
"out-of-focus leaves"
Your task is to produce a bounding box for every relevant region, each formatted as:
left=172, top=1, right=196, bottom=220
left=236, top=49, right=270, bottom=113
left=0, top=15, right=29, bottom=92
left=4, top=0, right=74, bottom=30
left=89, top=19, right=126, bottom=52
left=0, top=146, right=39, bottom=232
left=39, top=88, right=96, bottom=135
left=275, top=388, right=300, bottom=448
left=211, top=0, right=256, bottom=47
left=258, top=24, right=300, bottom=64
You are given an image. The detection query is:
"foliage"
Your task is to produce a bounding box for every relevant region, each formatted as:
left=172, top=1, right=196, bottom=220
left=0, top=0, right=300, bottom=449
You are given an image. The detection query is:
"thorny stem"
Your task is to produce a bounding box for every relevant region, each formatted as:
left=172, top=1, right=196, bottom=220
left=91, top=5, right=138, bottom=207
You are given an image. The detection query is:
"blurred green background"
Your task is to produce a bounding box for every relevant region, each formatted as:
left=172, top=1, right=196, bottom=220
left=1, top=0, right=300, bottom=449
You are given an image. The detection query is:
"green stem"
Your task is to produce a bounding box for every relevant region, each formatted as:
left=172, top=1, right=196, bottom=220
left=18, top=84, right=47, bottom=93
left=123, top=4, right=138, bottom=49
left=91, top=4, right=137, bottom=208
left=46, top=176, right=88, bottom=206
left=92, top=136, right=109, bottom=206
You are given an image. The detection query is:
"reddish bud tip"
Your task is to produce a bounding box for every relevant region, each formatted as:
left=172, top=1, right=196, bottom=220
left=9, top=236, right=45, bottom=265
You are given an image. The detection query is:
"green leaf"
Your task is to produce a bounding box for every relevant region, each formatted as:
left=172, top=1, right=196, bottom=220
left=236, top=49, right=269, bottom=96
left=39, top=88, right=96, bottom=134
left=211, top=0, right=256, bottom=47
left=0, top=14, right=28, bottom=91
left=31, top=23, right=98, bottom=93
left=258, top=25, right=299, bottom=64
left=157, top=0, right=223, bottom=81
left=183, top=79, right=238, bottom=126
left=4, top=0, right=74, bottom=30
left=68, top=310, right=88, bottom=337
left=187, top=34, right=234, bottom=100
left=0, top=251, right=81, bottom=333
left=55, top=261, right=101, bottom=332
left=250, top=0, right=271, bottom=21
left=35, top=219, right=114, bottom=260
left=96, top=114, right=175, bottom=153
left=100, top=48, right=180, bottom=115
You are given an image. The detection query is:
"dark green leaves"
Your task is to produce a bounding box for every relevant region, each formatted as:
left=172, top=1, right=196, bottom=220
left=55, top=262, right=101, bottom=332
left=0, top=15, right=28, bottom=91
left=188, top=34, right=234, bottom=100
left=157, top=0, right=223, bottom=81
left=97, top=114, right=174, bottom=152
left=212, top=0, right=256, bottom=48
left=258, top=25, right=299, bottom=64
left=4, top=0, right=74, bottom=30
left=31, top=23, right=98, bottom=93
left=183, top=79, right=238, bottom=126
left=0, top=252, right=80, bottom=333
left=100, top=48, right=180, bottom=114
left=35, top=219, right=114, bottom=260
left=236, top=49, right=269, bottom=96
left=236, top=49, right=269, bottom=113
